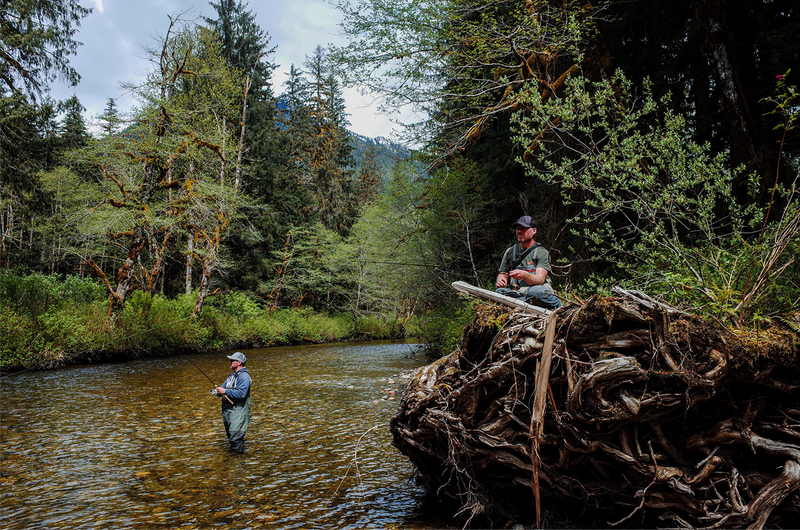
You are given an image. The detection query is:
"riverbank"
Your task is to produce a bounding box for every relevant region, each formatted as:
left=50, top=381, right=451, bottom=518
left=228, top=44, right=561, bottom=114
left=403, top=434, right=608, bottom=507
left=1, top=273, right=416, bottom=372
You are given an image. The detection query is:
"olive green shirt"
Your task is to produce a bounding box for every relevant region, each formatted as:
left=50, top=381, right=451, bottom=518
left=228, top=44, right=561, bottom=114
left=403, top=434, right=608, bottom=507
left=499, top=242, right=553, bottom=288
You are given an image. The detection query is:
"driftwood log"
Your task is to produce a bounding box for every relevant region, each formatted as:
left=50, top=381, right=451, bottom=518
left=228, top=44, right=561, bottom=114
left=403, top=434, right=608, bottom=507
left=390, top=283, right=800, bottom=528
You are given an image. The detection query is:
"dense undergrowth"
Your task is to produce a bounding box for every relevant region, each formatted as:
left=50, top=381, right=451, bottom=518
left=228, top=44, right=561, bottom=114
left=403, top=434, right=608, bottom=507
left=0, top=272, right=414, bottom=371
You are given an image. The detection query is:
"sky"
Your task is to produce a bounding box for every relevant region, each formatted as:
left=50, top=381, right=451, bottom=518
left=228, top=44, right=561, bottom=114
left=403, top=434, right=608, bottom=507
left=49, top=0, right=408, bottom=140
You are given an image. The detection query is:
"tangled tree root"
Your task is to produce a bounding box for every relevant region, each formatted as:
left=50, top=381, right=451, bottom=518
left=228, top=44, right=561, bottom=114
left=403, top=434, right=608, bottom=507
left=390, top=286, right=800, bottom=528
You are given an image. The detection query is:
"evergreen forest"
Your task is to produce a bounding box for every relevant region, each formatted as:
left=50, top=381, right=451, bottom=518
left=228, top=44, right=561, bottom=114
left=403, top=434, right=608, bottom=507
left=1, top=0, right=799, bottom=371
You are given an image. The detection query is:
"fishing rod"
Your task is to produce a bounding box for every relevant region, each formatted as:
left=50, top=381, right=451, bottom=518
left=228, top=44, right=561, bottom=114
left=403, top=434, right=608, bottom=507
left=190, top=360, right=234, bottom=405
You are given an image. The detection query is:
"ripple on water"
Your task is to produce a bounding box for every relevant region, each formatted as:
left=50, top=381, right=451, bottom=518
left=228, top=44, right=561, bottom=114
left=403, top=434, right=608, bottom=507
left=1, top=342, right=451, bottom=529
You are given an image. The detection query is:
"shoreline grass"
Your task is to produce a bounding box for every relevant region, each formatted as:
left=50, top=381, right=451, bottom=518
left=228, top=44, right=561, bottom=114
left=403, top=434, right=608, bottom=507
left=1, top=272, right=413, bottom=371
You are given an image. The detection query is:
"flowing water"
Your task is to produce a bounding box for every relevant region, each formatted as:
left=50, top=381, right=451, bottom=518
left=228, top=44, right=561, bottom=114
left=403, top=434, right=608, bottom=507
left=0, top=341, right=456, bottom=529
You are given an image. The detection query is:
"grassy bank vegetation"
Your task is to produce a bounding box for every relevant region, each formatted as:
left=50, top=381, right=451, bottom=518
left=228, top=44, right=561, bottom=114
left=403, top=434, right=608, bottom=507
left=0, top=272, right=414, bottom=372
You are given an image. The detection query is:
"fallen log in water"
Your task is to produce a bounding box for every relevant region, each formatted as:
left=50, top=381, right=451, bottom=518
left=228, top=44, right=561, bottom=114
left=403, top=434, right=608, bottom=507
left=390, top=283, right=800, bottom=528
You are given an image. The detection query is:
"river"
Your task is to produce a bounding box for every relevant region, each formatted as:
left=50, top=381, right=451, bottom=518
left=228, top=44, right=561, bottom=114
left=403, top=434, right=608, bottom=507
left=0, top=341, right=456, bottom=529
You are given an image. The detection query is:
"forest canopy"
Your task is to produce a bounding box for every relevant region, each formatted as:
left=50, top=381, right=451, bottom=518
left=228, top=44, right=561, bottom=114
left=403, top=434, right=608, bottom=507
left=332, top=0, right=800, bottom=327
left=1, top=0, right=798, bottom=365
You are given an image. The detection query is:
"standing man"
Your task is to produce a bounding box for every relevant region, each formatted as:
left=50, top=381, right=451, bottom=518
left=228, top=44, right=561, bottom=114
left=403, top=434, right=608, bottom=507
left=214, top=352, right=251, bottom=453
left=495, top=216, right=563, bottom=310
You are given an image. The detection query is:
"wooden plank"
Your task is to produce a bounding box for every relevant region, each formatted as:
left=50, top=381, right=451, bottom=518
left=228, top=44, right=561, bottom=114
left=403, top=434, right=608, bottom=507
left=530, top=312, right=558, bottom=527
left=451, top=281, right=552, bottom=317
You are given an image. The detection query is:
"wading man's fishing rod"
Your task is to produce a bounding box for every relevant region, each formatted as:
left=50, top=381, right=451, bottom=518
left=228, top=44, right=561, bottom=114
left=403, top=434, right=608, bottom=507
left=190, top=361, right=234, bottom=404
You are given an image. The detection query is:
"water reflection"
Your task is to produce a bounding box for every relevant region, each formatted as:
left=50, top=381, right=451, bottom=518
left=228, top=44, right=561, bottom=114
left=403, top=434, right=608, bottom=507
left=1, top=341, right=454, bottom=529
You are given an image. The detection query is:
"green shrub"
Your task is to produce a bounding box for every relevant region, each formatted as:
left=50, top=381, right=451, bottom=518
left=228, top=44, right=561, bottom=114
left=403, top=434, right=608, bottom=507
left=60, top=275, right=107, bottom=305
left=0, top=272, right=104, bottom=316
left=270, top=308, right=352, bottom=343
left=0, top=272, right=411, bottom=371
left=212, top=291, right=266, bottom=321
left=353, top=314, right=406, bottom=339
left=419, top=299, right=477, bottom=357
left=0, top=310, right=38, bottom=368
left=39, top=309, right=91, bottom=351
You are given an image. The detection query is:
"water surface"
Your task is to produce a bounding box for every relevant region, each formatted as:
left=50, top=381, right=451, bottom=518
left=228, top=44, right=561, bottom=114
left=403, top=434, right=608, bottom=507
left=1, top=341, right=454, bottom=529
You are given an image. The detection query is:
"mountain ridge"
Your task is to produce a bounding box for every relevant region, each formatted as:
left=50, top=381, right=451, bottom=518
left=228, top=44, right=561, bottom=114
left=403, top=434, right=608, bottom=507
left=349, top=131, right=414, bottom=177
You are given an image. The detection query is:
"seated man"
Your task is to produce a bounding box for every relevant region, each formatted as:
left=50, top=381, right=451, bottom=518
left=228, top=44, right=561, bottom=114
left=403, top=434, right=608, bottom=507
left=495, top=216, right=562, bottom=310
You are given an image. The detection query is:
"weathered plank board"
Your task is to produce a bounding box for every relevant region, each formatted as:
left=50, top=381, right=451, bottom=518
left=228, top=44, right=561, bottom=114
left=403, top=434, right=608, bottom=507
left=451, top=281, right=552, bottom=317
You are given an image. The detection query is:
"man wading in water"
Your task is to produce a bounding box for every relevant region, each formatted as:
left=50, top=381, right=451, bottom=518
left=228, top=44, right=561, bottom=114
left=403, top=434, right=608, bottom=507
left=213, top=352, right=251, bottom=453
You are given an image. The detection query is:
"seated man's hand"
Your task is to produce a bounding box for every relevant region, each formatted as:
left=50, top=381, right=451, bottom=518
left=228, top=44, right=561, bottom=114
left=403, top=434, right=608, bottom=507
left=509, top=269, right=527, bottom=281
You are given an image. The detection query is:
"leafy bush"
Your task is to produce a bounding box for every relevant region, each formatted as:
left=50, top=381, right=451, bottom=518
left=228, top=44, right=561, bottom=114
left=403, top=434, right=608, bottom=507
left=38, top=309, right=92, bottom=352
left=0, top=273, right=410, bottom=371
left=270, top=308, right=352, bottom=343
left=512, top=71, right=800, bottom=326
left=211, top=290, right=267, bottom=322
left=354, top=314, right=407, bottom=339
left=0, top=272, right=105, bottom=317
left=419, top=299, right=477, bottom=357
left=0, top=310, right=38, bottom=368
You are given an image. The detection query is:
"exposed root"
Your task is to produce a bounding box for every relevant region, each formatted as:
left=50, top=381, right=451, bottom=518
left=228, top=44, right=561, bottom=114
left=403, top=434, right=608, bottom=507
left=391, top=291, right=800, bottom=528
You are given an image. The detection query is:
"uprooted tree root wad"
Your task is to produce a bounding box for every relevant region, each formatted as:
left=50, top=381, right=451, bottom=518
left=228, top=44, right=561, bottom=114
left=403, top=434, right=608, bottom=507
left=390, top=288, right=800, bottom=528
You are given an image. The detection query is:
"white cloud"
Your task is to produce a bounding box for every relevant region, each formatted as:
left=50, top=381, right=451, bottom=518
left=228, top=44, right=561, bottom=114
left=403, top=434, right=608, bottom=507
left=51, top=0, right=415, bottom=141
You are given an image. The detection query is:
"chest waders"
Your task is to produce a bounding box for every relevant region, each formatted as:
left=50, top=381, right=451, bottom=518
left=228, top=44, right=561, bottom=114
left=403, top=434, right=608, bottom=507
left=222, top=371, right=251, bottom=453
left=222, top=397, right=250, bottom=453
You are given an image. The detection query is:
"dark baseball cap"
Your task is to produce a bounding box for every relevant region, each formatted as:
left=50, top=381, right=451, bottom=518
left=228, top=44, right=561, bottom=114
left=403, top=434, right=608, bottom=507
left=512, top=216, right=537, bottom=229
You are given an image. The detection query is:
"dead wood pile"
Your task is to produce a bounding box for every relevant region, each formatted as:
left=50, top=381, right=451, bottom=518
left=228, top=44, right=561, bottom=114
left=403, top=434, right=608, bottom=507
left=390, top=288, right=800, bottom=528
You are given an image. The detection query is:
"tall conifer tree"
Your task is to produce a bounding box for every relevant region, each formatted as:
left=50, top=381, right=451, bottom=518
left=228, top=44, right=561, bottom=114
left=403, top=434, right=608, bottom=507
left=57, top=95, right=88, bottom=151
left=0, top=0, right=91, bottom=97
left=304, top=45, right=356, bottom=235
left=0, top=0, right=90, bottom=269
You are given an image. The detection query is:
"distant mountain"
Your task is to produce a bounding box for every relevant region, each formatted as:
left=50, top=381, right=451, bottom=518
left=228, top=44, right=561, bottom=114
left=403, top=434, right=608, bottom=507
left=274, top=95, right=413, bottom=177
left=349, top=132, right=414, bottom=176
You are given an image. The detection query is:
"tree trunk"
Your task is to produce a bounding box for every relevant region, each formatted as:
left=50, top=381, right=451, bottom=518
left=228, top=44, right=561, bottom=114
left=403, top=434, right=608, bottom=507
left=234, top=72, right=253, bottom=193
left=267, top=229, right=293, bottom=314
left=452, top=281, right=551, bottom=316
left=147, top=229, right=175, bottom=294
left=219, top=115, right=226, bottom=185
left=110, top=229, right=146, bottom=316
left=185, top=232, right=194, bottom=294
left=700, top=9, right=772, bottom=196
left=192, top=258, right=212, bottom=318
